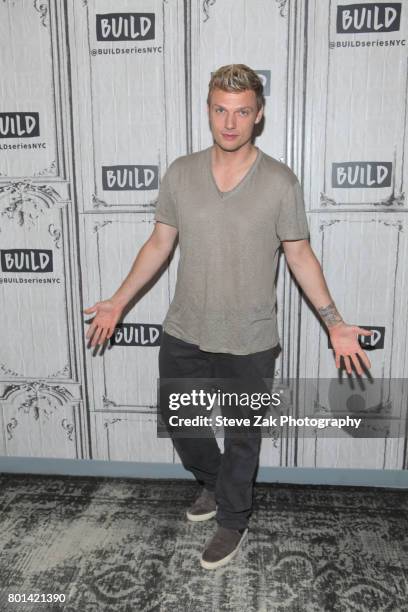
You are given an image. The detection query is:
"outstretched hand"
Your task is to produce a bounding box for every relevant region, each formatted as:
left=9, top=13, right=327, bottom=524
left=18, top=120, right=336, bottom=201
left=329, top=323, right=373, bottom=375
left=83, top=300, right=123, bottom=348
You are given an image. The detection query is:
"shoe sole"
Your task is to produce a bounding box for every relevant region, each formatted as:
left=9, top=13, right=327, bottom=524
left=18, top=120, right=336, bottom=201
left=186, top=509, right=217, bottom=522
left=200, top=528, right=248, bottom=570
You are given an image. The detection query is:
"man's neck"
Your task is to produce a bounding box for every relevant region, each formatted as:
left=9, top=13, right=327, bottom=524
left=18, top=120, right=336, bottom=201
left=211, top=142, right=257, bottom=168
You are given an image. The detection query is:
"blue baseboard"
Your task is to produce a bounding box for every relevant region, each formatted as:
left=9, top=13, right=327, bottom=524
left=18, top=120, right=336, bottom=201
left=0, top=457, right=407, bottom=488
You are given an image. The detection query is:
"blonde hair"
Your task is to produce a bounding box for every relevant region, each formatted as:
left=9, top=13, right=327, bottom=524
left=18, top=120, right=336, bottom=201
left=207, top=64, right=265, bottom=111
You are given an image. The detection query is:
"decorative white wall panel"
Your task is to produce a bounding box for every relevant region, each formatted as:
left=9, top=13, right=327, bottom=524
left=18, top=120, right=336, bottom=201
left=0, top=1, right=67, bottom=179
left=0, top=0, right=88, bottom=460
left=81, top=214, right=170, bottom=414
left=92, top=412, right=174, bottom=462
left=300, top=213, right=408, bottom=380
left=67, top=0, right=186, bottom=211
left=304, top=0, right=408, bottom=209
left=295, top=212, right=408, bottom=469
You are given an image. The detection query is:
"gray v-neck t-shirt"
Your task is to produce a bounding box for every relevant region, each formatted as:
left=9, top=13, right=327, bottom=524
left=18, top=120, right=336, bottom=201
left=154, top=146, right=309, bottom=355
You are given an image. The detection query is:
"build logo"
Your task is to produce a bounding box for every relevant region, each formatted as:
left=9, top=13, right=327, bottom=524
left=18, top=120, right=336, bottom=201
left=332, top=162, right=392, bottom=188
left=96, top=13, right=155, bottom=41
left=1, top=249, right=53, bottom=272
left=336, top=3, right=401, bottom=33
left=111, top=323, right=162, bottom=346
left=102, top=165, right=159, bottom=191
left=0, top=113, right=39, bottom=138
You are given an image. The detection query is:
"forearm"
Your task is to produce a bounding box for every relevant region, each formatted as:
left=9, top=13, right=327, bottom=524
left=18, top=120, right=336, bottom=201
left=285, top=246, right=344, bottom=330
left=282, top=240, right=372, bottom=374
left=110, top=238, right=172, bottom=310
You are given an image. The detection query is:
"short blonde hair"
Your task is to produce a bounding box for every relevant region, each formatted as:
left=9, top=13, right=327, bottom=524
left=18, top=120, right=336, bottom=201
left=207, top=64, right=265, bottom=111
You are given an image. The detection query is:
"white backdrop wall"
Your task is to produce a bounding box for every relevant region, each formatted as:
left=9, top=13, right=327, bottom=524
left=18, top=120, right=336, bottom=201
left=0, top=0, right=407, bottom=472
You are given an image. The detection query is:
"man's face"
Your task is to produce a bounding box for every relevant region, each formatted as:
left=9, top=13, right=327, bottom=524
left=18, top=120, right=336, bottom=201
left=207, top=87, right=263, bottom=152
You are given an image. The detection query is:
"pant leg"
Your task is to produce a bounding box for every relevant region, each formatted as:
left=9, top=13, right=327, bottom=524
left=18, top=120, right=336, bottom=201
left=213, top=346, right=277, bottom=530
left=158, top=332, right=221, bottom=491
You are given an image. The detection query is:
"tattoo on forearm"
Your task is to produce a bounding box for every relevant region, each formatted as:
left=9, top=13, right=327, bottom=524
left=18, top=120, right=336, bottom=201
left=318, top=302, right=343, bottom=328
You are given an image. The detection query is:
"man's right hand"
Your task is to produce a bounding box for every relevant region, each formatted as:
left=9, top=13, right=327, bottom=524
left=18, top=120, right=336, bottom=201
left=83, top=299, right=123, bottom=347
left=83, top=222, right=177, bottom=349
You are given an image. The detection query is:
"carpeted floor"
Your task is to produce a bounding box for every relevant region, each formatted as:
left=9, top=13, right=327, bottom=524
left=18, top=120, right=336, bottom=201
left=0, top=474, right=407, bottom=612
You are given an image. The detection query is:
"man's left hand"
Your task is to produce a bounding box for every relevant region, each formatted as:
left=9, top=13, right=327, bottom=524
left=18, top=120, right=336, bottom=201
left=329, top=323, right=373, bottom=375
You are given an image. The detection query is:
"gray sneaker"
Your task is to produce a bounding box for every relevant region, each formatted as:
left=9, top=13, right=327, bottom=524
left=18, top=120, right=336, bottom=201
left=186, top=488, right=217, bottom=522
left=200, top=526, right=248, bottom=570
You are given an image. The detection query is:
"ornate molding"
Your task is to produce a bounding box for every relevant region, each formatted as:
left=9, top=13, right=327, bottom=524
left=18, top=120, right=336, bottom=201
left=377, top=192, right=405, bottom=207
left=0, top=362, right=70, bottom=379
left=104, top=417, right=123, bottom=428
left=94, top=215, right=154, bottom=234
left=2, top=381, right=73, bottom=407
left=92, top=193, right=157, bottom=210
left=320, top=192, right=337, bottom=207
left=0, top=180, right=66, bottom=229
left=6, top=414, right=76, bottom=441
left=93, top=220, right=113, bottom=234
left=203, top=0, right=216, bottom=22
left=321, top=191, right=405, bottom=208
left=33, top=0, right=48, bottom=27
left=101, top=396, right=157, bottom=411
left=0, top=363, right=20, bottom=377
left=319, top=218, right=403, bottom=232
left=48, top=223, right=62, bottom=248
left=2, top=383, right=74, bottom=440
left=319, top=219, right=341, bottom=232
left=92, top=193, right=110, bottom=209
left=275, top=0, right=288, bottom=17
left=61, top=417, right=74, bottom=441
left=33, top=160, right=57, bottom=177
left=380, top=219, right=403, bottom=231
left=49, top=363, right=71, bottom=378
left=3, top=0, right=50, bottom=17
left=102, top=395, right=118, bottom=409
left=6, top=418, right=17, bottom=441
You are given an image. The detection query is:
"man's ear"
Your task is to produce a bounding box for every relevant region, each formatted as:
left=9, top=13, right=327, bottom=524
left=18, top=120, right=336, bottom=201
left=255, top=106, right=264, bottom=124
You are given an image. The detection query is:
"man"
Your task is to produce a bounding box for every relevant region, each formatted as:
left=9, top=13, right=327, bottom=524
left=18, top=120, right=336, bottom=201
left=84, top=64, right=372, bottom=570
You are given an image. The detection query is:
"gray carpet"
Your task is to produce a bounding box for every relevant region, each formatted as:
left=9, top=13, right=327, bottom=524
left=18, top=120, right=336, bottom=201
left=0, top=474, right=407, bottom=611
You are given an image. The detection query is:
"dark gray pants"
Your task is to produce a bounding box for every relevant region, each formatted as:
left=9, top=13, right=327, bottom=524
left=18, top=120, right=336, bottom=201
left=158, top=331, right=276, bottom=530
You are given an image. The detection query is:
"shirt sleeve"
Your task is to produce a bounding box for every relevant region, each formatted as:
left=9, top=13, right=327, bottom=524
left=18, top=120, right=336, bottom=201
left=276, top=176, right=309, bottom=242
left=154, top=163, right=178, bottom=229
